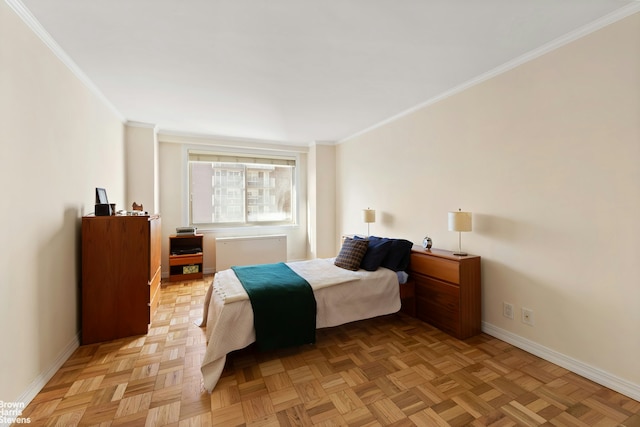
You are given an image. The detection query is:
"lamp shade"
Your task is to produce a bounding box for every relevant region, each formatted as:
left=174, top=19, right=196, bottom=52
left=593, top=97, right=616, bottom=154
left=362, top=208, right=376, bottom=223
left=448, top=210, right=472, bottom=232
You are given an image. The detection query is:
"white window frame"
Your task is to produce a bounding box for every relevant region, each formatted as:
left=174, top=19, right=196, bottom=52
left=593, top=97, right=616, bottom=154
left=183, top=145, right=300, bottom=230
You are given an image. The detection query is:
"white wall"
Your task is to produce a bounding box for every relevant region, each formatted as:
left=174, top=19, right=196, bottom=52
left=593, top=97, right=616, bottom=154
left=157, top=134, right=310, bottom=276
left=0, top=2, right=125, bottom=403
left=337, top=13, right=640, bottom=397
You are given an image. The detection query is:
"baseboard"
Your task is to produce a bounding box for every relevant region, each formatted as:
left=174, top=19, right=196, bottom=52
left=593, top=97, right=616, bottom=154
left=15, top=332, right=80, bottom=406
left=482, top=322, right=640, bottom=401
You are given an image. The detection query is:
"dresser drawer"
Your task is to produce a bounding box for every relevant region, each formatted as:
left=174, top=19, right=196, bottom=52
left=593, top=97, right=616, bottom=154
left=410, top=253, right=460, bottom=284
left=415, top=275, right=460, bottom=336
left=149, top=266, right=161, bottom=321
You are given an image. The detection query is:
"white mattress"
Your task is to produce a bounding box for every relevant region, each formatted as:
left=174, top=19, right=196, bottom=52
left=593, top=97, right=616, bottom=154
left=199, top=258, right=400, bottom=392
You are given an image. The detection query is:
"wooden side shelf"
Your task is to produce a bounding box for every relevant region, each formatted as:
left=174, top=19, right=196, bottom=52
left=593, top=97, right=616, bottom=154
left=169, top=234, right=204, bottom=282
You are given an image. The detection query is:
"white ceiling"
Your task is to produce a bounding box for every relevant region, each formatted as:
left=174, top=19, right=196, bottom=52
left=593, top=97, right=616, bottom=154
left=15, top=0, right=640, bottom=144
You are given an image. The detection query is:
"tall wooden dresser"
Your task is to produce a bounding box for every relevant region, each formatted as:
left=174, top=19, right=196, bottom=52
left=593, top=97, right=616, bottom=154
left=81, top=214, right=161, bottom=344
left=408, top=246, right=481, bottom=339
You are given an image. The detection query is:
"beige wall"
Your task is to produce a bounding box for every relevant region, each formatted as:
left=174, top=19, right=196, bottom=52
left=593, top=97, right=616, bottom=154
left=308, top=143, right=337, bottom=259
left=125, top=122, right=160, bottom=214
left=0, top=2, right=125, bottom=402
left=337, top=13, right=640, bottom=396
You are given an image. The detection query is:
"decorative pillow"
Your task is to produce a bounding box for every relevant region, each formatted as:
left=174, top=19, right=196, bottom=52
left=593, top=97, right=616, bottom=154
left=335, top=238, right=369, bottom=271
left=381, top=238, right=414, bottom=271
left=355, top=236, right=414, bottom=272
left=355, top=237, right=393, bottom=271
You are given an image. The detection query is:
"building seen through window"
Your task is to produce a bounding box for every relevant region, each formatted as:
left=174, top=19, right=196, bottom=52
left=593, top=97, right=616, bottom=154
left=190, top=159, right=294, bottom=226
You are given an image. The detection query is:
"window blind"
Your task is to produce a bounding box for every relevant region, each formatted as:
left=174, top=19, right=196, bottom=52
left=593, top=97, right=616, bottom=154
left=188, top=150, right=295, bottom=166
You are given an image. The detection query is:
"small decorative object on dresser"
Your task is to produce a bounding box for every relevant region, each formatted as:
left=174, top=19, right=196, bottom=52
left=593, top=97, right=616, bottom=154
left=422, top=236, right=432, bottom=249
left=408, top=246, right=481, bottom=339
left=94, top=187, right=112, bottom=216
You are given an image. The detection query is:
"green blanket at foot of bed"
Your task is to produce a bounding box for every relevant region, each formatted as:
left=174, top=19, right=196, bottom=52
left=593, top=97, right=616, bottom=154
left=231, top=262, right=317, bottom=351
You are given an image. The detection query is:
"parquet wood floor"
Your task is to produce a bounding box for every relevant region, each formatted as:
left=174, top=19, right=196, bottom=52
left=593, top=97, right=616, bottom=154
left=20, top=277, right=640, bottom=426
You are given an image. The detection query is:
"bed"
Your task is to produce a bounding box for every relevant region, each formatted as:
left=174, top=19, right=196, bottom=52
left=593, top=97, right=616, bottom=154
left=198, top=236, right=413, bottom=392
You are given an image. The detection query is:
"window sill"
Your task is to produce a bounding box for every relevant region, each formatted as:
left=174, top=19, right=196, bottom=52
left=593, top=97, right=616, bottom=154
left=193, top=224, right=300, bottom=234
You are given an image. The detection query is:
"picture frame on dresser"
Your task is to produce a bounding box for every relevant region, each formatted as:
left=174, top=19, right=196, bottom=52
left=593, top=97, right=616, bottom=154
left=95, top=187, right=108, bottom=204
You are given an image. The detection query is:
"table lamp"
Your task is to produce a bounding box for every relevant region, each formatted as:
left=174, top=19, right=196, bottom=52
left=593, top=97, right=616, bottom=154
left=362, top=208, right=375, bottom=236
left=448, top=209, right=472, bottom=256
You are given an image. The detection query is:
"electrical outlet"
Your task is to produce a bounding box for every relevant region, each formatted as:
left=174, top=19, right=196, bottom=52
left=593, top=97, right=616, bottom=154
left=503, top=302, right=514, bottom=319
left=522, top=308, right=534, bottom=326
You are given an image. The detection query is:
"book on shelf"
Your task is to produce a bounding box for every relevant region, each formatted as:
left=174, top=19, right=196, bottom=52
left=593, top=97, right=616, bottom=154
left=176, top=226, right=197, bottom=235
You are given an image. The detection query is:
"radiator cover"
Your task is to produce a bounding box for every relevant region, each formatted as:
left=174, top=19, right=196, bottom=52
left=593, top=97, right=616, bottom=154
left=215, top=235, right=287, bottom=271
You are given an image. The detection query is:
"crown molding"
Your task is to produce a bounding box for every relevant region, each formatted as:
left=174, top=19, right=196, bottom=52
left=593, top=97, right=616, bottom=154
left=341, top=2, right=640, bottom=143
left=309, top=141, right=337, bottom=147
left=126, top=121, right=157, bottom=130
left=158, top=129, right=310, bottom=153
left=5, top=0, right=126, bottom=122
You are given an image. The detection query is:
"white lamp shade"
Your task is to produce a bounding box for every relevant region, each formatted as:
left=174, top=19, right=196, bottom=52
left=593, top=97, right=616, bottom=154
left=362, top=209, right=376, bottom=223
left=448, top=211, right=472, bottom=232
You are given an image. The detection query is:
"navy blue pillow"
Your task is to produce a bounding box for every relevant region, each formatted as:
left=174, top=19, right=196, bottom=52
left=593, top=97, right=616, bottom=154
left=359, top=238, right=393, bottom=271
left=381, top=238, right=414, bottom=271
left=355, top=236, right=414, bottom=272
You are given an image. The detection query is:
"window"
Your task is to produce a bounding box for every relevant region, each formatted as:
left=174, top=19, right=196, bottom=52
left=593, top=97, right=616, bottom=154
left=188, top=151, right=296, bottom=226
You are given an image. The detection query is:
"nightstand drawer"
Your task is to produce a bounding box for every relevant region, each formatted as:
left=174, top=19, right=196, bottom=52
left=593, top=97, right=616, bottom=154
left=415, top=275, right=460, bottom=336
left=410, top=253, right=459, bottom=284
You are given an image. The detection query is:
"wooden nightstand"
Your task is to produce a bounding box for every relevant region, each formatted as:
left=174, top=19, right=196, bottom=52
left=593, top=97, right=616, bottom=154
left=408, top=246, right=481, bottom=339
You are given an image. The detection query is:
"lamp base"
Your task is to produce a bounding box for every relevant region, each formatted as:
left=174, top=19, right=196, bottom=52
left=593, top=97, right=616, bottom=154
left=453, top=251, right=467, bottom=256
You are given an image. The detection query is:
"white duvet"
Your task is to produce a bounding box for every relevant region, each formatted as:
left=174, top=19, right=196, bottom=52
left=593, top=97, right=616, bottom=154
left=199, top=258, right=400, bottom=392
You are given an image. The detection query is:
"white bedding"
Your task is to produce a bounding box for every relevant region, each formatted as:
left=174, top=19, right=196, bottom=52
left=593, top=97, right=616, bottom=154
left=199, top=257, right=400, bottom=392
